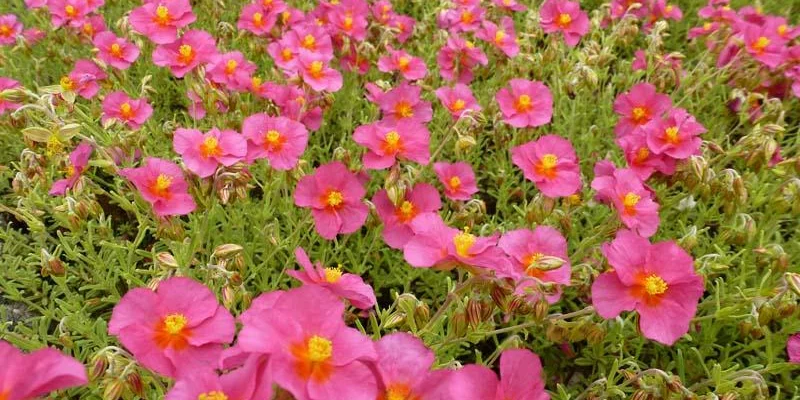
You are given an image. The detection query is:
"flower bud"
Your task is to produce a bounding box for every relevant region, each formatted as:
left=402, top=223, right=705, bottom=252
left=213, top=243, right=244, bottom=259
left=414, top=301, right=430, bottom=327
left=382, top=312, right=406, bottom=329
left=532, top=299, right=549, bottom=321
left=449, top=312, right=467, bottom=337
left=126, top=372, right=144, bottom=397
left=155, top=252, right=179, bottom=269
left=103, top=379, right=125, bottom=400
left=89, top=355, right=108, bottom=381
left=785, top=272, right=800, bottom=297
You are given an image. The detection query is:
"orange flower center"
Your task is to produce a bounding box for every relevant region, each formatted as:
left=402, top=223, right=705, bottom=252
left=557, top=13, right=572, bottom=28
left=281, top=47, right=294, bottom=61
left=631, top=107, right=649, bottom=124
left=60, top=76, right=75, bottom=91
left=752, top=36, right=770, bottom=54
left=664, top=4, right=674, bottom=13
left=200, top=136, right=222, bottom=158
left=703, top=22, right=712, bottom=31
left=308, top=61, right=324, bottom=79
left=622, top=192, right=640, bottom=215
left=65, top=5, right=77, bottom=17
left=178, top=44, right=195, bottom=65
left=777, top=24, right=788, bottom=36
left=119, top=102, right=134, bottom=119
left=394, top=101, right=414, bottom=118
left=153, top=313, right=191, bottom=350
left=494, top=30, right=507, bottom=44
left=514, top=94, right=532, bottom=112
left=382, top=130, right=403, bottom=154
left=82, top=22, right=94, bottom=36
left=382, top=384, right=418, bottom=400
left=395, top=200, right=417, bottom=223
left=524, top=252, right=546, bottom=278
left=397, top=56, right=410, bottom=71
left=460, top=11, right=473, bottom=24
left=154, top=5, right=171, bottom=26
left=634, top=147, right=650, bottom=163
left=251, top=76, right=263, bottom=90
left=0, top=25, right=11, bottom=37
left=324, top=190, right=344, bottom=210
left=110, top=43, right=123, bottom=57
left=643, top=274, right=668, bottom=295
left=448, top=176, right=461, bottom=190
left=302, top=34, right=316, bottom=50
left=150, top=174, right=173, bottom=198
left=291, top=335, right=334, bottom=383
left=198, top=391, right=228, bottom=400
left=264, top=129, right=286, bottom=151
left=535, top=154, right=558, bottom=179
left=343, top=14, right=354, bottom=31
left=451, top=99, right=466, bottom=112
left=66, top=164, right=77, bottom=178
left=630, top=273, right=669, bottom=306
left=253, top=12, right=264, bottom=27
left=663, top=126, right=680, bottom=144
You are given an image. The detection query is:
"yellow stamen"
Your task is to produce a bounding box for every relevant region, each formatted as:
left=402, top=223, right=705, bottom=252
left=0, top=25, right=11, bottom=37
left=224, top=59, right=238, bottom=75
left=536, top=154, right=558, bottom=179
left=664, top=126, right=680, bottom=144
left=251, top=76, right=263, bottom=90
left=753, top=36, right=770, bottom=53
left=306, top=336, right=333, bottom=362
left=324, top=265, right=343, bottom=283
left=343, top=15, right=353, bottom=31
left=703, top=22, right=712, bottom=31
left=178, top=44, right=195, bottom=65
left=302, top=34, right=316, bottom=50
left=635, top=147, right=650, bottom=163
left=448, top=176, right=461, bottom=190
left=515, top=94, right=532, bottom=112
left=326, top=190, right=344, bottom=208
left=778, top=24, right=788, bottom=36
left=643, top=274, right=668, bottom=295
left=198, top=391, right=228, bottom=400
left=451, top=99, right=466, bottom=112
left=622, top=192, right=640, bottom=215
left=200, top=136, right=221, bottom=158
left=308, top=61, right=324, bottom=79
left=397, top=56, right=410, bottom=71
left=383, top=131, right=401, bottom=153
left=494, top=30, right=507, bottom=44
left=60, top=76, right=75, bottom=91
left=557, top=13, right=572, bottom=28
left=154, top=5, right=171, bottom=26
left=110, top=43, right=123, bottom=57
left=281, top=47, right=294, bottom=61
left=453, top=227, right=475, bottom=257
left=119, top=102, right=134, bottom=119
left=163, top=313, right=188, bottom=335
left=65, top=5, right=77, bottom=17
left=253, top=12, right=264, bottom=27
left=395, top=101, right=414, bottom=118
left=153, top=174, right=173, bottom=196
left=397, top=200, right=416, bottom=222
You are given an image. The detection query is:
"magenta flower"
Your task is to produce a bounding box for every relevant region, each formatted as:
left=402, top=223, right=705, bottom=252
left=25, top=0, right=48, bottom=8
left=388, top=14, right=416, bottom=43
left=166, top=359, right=273, bottom=400
left=130, top=0, right=196, bottom=44
left=264, top=83, right=323, bottom=131
left=373, top=183, right=441, bottom=249
left=294, top=161, right=369, bottom=240
left=288, top=247, right=376, bottom=309
left=236, top=285, right=378, bottom=400
left=498, top=227, right=572, bottom=304
left=377, top=46, right=427, bottom=81
left=173, top=128, right=247, bottom=178
left=152, top=30, right=218, bottom=78
left=119, top=157, right=197, bottom=217
left=511, top=135, right=581, bottom=198
left=439, top=349, right=548, bottom=400
left=298, top=53, right=343, bottom=92
left=617, top=132, right=676, bottom=179
left=0, top=14, right=22, bottom=46
left=374, top=82, right=433, bottom=124
left=613, top=82, right=672, bottom=137
left=0, top=340, right=88, bottom=399
left=289, top=25, right=334, bottom=61
left=93, top=32, right=140, bottom=70
left=242, top=114, right=309, bottom=170
left=50, top=143, right=93, bottom=196
left=0, top=77, right=22, bottom=114
left=591, top=167, right=660, bottom=237
left=591, top=230, right=704, bottom=345
left=109, top=277, right=234, bottom=378
left=61, top=59, right=107, bottom=100
left=328, top=2, right=369, bottom=40
left=496, top=79, right=553, bottom=128
left=493, top=0, right=527, bottom=12
left=743, top=24, right=786, bottom=69
left=444, top=5, right=486, bottom=33
left=353, top=120, right=430, bottom=169
left=540, top=0, right=589, bottom=47
left=644, top=107, right=706, bottom=160
left=206, top=51, right=257, bottom=91
left=434, top=161, right=478, bottom=201
left=267, top=33, right=300, bottom=71
left=237, top=3, right=277, bottom=36
left=437, top=35, right=488, bottom=84
left=789, top=334, right=800, bottom=363
left=688, top=21, right=720, bottom=39
left=476, top=17, right=519, bottom=57
left=22, top=28, right=46, bottom=45
left=101, top=91, right=153, bottom=130
left=435, top=83, right=482, bottom=120
left=76, top=15, right=107, bottom=39
left=374, top=333, right=449, bottom=399
left=49, top=0, right=89, bottom=28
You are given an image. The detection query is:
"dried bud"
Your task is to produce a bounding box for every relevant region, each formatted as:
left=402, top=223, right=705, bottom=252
left=545, top=323, right=567, bottom=342
left=58, top=333, right=73, bottom=348
left=449, top=312, right=467, bottom=337
left=667, top=377, right=684, bottom=393
left=490, top=284, right=510, bottom=312
left=532, top=299, right=549, bottom=321
left=631, top=390, right=652, bottom=400
left=414, top=301, right=430, bottom=326
left=757, top=303, right=776, bottom=326
left=777, top=303, right=796, bottom=319
left=585, top=324, right=606, bottom=344
left=222, top=285, right=236, bottom=308
left=466, top=298, right=484, bottom=328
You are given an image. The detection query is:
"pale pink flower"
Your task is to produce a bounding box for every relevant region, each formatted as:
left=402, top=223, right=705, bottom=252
left=289, top=247, right=376, bottom=309
left=374, top=82, right=432, bottom=124
left=434, top=161, right=478, bottom=201
left=152, top=30, right=218, bottom=78
left=93, top=32, right=140, bottom=70
left=435, top=83, right=481, bottom=119
left=353, top=120, right=430, bottom=169
left=101, top=91, right=153, bottom=130
left=377, top=46, right=427, bottom=81
left=298, top=53, right=343, bottom=92
left=373, top=183, right=441, bottom=249
left=206, top=51, right=257, bottom=91
left=540, top=0, right=590, bottom=47
left=242, top=114, right=309, bottom=170
left=476, top=17, right=519, bottom=57
left=496, top=79, right=553, bottom=128
left=644, top=107, right=706, bottom=160
left=591, top=167, right=660, bottom=237
left=173, top=128, right=247, bottom=178
left=49, top=0, right=89, bottom=28
left=130, top=0, right=197, bottom=44
left=510, top=135, right=582, bottom=198
left=613, top=82, right=672, bottom=137
left=119, top=157, right=197, bottom=216
left=237, top=3, right=277, bottom=36
left=499, top=227, right=571, bottom=304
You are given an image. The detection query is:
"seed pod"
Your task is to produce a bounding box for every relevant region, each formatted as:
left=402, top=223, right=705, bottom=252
left=466, top=298, right=483, bottom=328
left=757, top=303, right=776, bottom=326
left=631, top=390, right=652, bottom=400
left=449, top=312, right=467, bottom=337
left=414, top=301, right=430, bottom=327
left=532, top=299, right=549, bottom=321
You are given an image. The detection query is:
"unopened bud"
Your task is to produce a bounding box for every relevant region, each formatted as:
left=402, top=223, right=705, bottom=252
left=382, top=312, right=406, bottom=329
left=155, top=252, right=179, bottom=269
left=466, top=298, right=483, bottom=328
left=103, top=379, right=125, bottom=400
left=532, top=299, right=549, bottom=321
left=414, top=302, right=430, bottom=326
left=126, top=372, right=144, bottom=397
left=449, top=312, right=467, bottom=337
left=213, top=243, right=244, bottom=259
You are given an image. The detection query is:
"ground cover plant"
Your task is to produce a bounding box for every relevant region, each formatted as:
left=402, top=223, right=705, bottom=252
left=0, top=0, right=799, bottom=398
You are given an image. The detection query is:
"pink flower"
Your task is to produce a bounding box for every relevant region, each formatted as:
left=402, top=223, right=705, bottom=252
left=496, top=79, right=553, bottom=128
left=434, top=161, right=478, bottom=201
left=632, top=49, right=647, bottom=71
left=0, top=77, right=22, bottom=114
left=435, top=83, right=481, bottom=119
left=789, top=334, right=800, bottom=363
left=289, top=25, right=334, bottom=61
left=50, top=143, right=93, bottom=196
left=130, top=0, right=197, bottom=44
left=173, top=128, right=247, bottom=178
left=294, top=161, right=369, bottom=240
left=613, top=82, right=672, bottom=137
left=101, top=91, right=153, bottom=130
left=476, top=17, right=520, bottom=57
left=0, top=14, right=22, bottom=46
left=237, top=3, right=277, bottom=36
left=76, top=15, right=106, bottom=39
left=374, top=333, right=449, bottom=399
left=388, top=14, right=416, bottom=43
left=540, top=0, right=589, bottom=47
left=498, top=227, right=571, bottom=304
left=328, top=1, right=369, bottom=40
left=617, top=132, right=676, bottom=179
left=437, top=35, right=488, bottom=84
left=152, top=30, right=217, bottom=78
left=374, top=82, right=433, bottom=124
left=404, top=213, right=509, bottom=273
left=25, top=0, right=48, bottom=8
left=22, top=28, right=46, bottom=45
left=289, top=247, right=376, bottom=309
left=267, top=34, right=300, bottom=71
left=443, top=6, right=486, bottom=33
left=510, top=135, right=581, bottom=198
left=591, top=230, right=704, bottom=345
left=242, top=114, right=309, bottom=169
left=108, top=277, right=235, bottom=378
left=61, top=59, right=107, bottom=99
left=165, top=359, right=273, bottom=400
left=263, top=84, right=323, bottom=130
left=591, top=167, right=660, bottom=237
left=49, top=0, right=89, bottom=28
left=298, top=53, right=343, bottom=92
left=743, top=24, right=786, bottom=69
left=688, top=21, right=720, bottom=39
left=493, top=0, right=527, bottom=12
left=377, top=46, right=427, bottom=81
left=373, top=183, right=441, bottom=249
left=353, top=120, right=430, bottom=169
left=119, top=157, right=197, bottom=216
left=206, top=51, right=257, bottom=90
left=236, top=286, right=378, bottom=400
left=644, top=108, right=706, bottom=159
left=93, top=32, right=140, bottom=70
left=765, top=16, right=800, bottom=41
left=0, top=340, right=88, bottom=399
left=438, top=349, right=548, bottom=400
